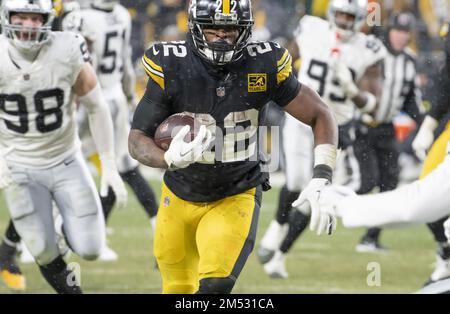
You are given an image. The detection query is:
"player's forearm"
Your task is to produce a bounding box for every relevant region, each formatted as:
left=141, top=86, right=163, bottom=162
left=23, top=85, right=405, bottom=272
left=311, top=106, right=339, bottom=148
left=128, top=130, right=168, bottom=169
left=284, top=85, right=338, bottom=175
left=79, top=84, right=115, bottom=156
left=285, top=85, right=338, bottom=147
left=311, top=106, right=338, bottom=176
left=352, top=61, right=383, bottom=114
left=122, top=57, right=136, bottom=102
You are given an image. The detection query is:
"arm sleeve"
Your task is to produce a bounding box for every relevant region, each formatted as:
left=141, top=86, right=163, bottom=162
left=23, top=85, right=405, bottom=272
left=271, top=45, right=302, bottom=107
left=121, top=15, right=136, bottom=101
left=79, top=84, right=115, bottom=156
left=69, top=33, right=92, bottom=86
left=131, top=45, right=171, bottom=137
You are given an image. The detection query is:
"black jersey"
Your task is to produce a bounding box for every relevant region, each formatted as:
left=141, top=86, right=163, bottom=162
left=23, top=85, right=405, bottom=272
left=132, top=36, right=301, bottom=202
left=430, top=23, right=450, bottom=121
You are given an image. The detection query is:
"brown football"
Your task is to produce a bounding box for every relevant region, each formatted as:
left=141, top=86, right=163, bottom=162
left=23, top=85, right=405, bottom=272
left=154, top=113, right=200, bottom=151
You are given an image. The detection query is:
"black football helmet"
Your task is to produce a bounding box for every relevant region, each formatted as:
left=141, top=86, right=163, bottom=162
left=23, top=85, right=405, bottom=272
left=188, top=0, right=254, bottom=65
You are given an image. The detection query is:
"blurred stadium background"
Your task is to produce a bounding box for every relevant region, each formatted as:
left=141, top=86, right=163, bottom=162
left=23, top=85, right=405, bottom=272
left=1, top=0, right=448, bottom=293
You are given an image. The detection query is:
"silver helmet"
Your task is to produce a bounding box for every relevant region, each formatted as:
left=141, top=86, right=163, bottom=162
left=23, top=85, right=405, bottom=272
left=327, top=0, right=368, bottom=40
left=1, top=0, right=55, bottom=51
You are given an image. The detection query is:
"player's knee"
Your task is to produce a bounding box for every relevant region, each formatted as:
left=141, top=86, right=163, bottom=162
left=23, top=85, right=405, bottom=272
left=71, top=236, right=103, bottom=261
left=76, top=246, right=101, bottom=261
left=196, top=277, right=236, bottom=294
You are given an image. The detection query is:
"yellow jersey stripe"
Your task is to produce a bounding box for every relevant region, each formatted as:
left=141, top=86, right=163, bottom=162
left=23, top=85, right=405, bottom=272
left=223, top=0, right=230, bottom=14
left=143, top=55, right=163, bottom=73
left=142, top=57, right=164, bottom=78
left=141, top=59, right=165, bottom=90
left=278, top=54, right=292, bottom=72
left=277, top=50, right=290, bottom=68
left=277, top=55, right=293, bottom=85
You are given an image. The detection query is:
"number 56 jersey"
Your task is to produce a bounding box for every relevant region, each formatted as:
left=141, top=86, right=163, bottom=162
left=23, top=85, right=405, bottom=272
left=0, top=32, right=90, bottom=169
left=66, top=4, right=132, bottom=92
left=296, top=15, right=386, bottom=125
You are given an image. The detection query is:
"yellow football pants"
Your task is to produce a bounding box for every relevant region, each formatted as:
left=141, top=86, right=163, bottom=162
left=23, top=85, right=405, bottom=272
left=154, top=183, right=261, bottom=294
left=420, top=121, right=450, bottom=179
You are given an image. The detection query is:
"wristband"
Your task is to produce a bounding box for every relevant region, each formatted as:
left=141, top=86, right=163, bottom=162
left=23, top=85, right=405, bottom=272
left=314, top=144, right=337, bottom=170
left=313, top=164, right=333, bottom=182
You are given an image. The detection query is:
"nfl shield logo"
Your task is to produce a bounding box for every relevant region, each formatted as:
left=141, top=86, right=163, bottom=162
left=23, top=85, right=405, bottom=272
left=164, top=196, right=170, bottom=207
left=216, top=86, right=226, bottom=97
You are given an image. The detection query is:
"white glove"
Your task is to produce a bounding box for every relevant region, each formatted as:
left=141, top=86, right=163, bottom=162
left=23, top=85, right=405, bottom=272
left=100, top=154, right=128, bottom=209
left=334, top=61, right=359, bottom=98
left=444, top=218, right=450, bottom=244
left=412, top=116, right=438, bottom=161
left=0, top=147, right=14, bottom=190
left=164, top=125, right=212, bottom=170
left=317, top=185, right=357, bottom=218
left=292, top=178, right=336, bottom=236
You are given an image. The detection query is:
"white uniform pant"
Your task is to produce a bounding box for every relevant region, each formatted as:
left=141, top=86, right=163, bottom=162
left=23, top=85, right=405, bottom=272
left=4, top=152, right=105, bottom=266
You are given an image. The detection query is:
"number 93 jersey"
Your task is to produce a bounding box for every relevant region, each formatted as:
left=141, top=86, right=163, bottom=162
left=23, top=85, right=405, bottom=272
left=65, top=4, right=132, bottom=91
left=0, top=32, right=91, bottom=169
left=134, top=37, right=301, bottom=202
left=295, top=15, right=387, bottom=125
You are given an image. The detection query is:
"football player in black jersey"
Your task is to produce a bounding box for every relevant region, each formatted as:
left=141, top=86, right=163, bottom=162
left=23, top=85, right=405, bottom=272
left=412, top=22, right=450, bottom=284
left=129, top=0, right=338, bottom=294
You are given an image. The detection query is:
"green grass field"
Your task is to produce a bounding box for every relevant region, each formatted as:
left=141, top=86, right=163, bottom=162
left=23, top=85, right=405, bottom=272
left=0, top=179, right=438, bottom=294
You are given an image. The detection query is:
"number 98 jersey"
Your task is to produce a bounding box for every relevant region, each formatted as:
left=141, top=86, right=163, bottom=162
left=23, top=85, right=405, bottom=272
left=0, top=32, right=90, bottom=168
left=295, top=15, right=386, bottom=125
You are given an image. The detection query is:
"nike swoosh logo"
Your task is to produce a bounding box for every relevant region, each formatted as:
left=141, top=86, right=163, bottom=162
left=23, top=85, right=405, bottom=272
left=64, top=159, right=75, bottom=166
left=180, top=150, right=191, bottom=158
left=152, top=46, right=159, bottom=55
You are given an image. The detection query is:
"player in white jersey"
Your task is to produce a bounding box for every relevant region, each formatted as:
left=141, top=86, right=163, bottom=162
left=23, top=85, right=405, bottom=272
left=62, top=0, right=158, bottom=261
left=258, top=0, right=386, bottom=278
left=313, top=143, right=450, bottom=288
left=0, top=0, right=127, bottom=293
left=316, top=23, right=450, bottom=287
left=0, top=0, right=85, bottom=290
